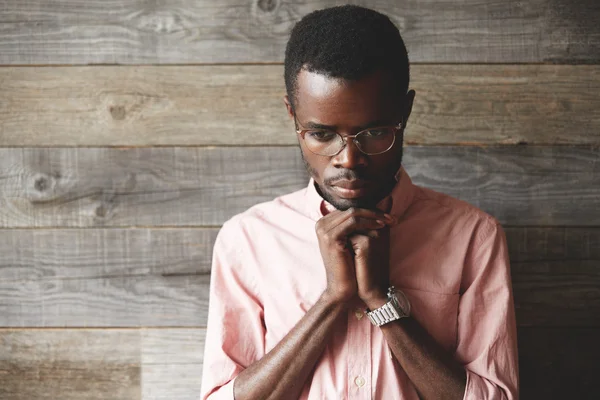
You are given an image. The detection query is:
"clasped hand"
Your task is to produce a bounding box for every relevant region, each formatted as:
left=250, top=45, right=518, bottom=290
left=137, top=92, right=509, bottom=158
left=316, top=199, right=395, bottom=308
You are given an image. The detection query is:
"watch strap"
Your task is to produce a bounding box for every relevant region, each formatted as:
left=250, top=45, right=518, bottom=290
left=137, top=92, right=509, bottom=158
left=365, top=286, right=410, bottom=327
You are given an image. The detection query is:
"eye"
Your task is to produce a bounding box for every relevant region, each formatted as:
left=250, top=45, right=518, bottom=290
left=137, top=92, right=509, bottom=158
left=306, top=130, right=337, bottom=142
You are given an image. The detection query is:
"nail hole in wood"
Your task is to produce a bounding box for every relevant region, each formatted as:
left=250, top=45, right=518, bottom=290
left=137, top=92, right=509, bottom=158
left=109, top=105, right=126, bottom=120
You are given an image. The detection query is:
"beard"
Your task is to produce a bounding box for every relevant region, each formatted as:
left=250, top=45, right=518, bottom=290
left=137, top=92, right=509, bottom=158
left=300, top=146, right=403, bottom=211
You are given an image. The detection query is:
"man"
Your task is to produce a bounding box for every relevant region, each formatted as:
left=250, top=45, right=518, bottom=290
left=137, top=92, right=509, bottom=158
left=201, top=5, right=518, bottom=400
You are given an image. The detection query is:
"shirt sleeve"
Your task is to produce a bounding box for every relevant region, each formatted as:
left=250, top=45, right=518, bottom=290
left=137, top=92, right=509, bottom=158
left=456, top=219, right=519, bottom=400
left=200, top=219, right=266, bottom=400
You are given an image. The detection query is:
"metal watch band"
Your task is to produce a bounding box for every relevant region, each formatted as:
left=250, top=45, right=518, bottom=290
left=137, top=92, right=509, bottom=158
left=365, top=286, right=410, bottom=327
left=366, top=301, right=401, bottom=326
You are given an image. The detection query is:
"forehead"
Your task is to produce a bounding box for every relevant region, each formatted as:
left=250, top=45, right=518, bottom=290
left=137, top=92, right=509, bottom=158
left=294, top=68, right=398, bottom=126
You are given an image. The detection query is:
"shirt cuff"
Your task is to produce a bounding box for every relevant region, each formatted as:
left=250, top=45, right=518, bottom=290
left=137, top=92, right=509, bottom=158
left=204, top=376, right=236, bottom=400
left=462, top=369, right=488, bottom=400
left=462, top=369, right=513, bottom=400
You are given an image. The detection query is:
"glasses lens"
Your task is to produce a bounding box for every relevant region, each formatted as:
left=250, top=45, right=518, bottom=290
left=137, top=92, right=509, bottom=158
left=304, top=130, right=344, bottom=156
left=355, top=128, right=395, bottom=154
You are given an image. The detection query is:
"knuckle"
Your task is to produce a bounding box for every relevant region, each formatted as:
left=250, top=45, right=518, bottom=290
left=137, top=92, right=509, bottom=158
left=348, top=215, right=359, bottom=225
left=315, top=222, right=325, bottom=234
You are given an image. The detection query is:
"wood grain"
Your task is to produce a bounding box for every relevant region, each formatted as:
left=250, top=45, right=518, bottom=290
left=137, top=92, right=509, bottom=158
left=1, top=65, right=599, bottom=146
left=507, top=227, right=600, bottom=328
left=141, top=328, right=204, bottom=400
left=0, top=0, right=598, bottom=64
left=518, top=327, right=600, bottom=400
left=0, top=227, right=598, bottom=327
left=1, top=146, right=599, bottom=228
left=0, top=228, right=214, bottom=326
left=0, top=329, right=141, bottom=400
left=1, top=328, right=596, bottom=400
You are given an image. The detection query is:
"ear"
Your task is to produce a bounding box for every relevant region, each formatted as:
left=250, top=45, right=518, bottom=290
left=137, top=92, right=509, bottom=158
left=283, top=95, right=295, bottom=120
left=403, top=90, right=416, bottom=125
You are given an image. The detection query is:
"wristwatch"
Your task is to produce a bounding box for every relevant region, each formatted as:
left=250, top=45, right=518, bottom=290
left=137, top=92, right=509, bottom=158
left=365, top=286, right=411, bottom=326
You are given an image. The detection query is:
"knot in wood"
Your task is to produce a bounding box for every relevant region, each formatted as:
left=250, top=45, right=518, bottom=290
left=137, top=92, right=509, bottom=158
left=109, top=105, right=126, bottom=120
left=257, top=0, right=277, bottom=13
left=95, top=205, right=107, bottom=218
left=34, top=177, right=48, bottom=192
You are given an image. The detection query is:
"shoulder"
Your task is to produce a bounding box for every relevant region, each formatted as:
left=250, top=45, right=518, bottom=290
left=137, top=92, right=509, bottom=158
left=411, top=185, right=503, bottom=243
left=217, top=186, right=309, bottom=241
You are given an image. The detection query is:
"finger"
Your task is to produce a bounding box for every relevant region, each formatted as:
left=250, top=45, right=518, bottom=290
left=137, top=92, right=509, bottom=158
left=338, top=208, right=395, bottom=227
left=329, top=215, right=387, bottom=240
left=317, top=208, right=394, bottom=238
left=377, top=196, right=393, bottom=214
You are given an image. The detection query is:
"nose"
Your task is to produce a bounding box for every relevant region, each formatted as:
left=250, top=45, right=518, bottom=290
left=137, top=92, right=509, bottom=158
left=332, top=137, right=368, bottom=169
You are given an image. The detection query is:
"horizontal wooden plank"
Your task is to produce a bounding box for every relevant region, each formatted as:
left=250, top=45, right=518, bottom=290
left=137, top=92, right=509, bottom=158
left=2, top=327, right=596, bottom=400
left=141, top=328, right=205, bottom=400
left=512, top=260, right=600, bottom=327
left=518, top=327, right=600, bottom=399
left=0, top=1, right=598, bottom=64
left=507, top=227, right=600, bottom=328
left=0, top=274, right=210, bottom=327
left=0, top=228, right=214, bottom=327
left=1, top=65, right=599, bottom=146
left=1, top=227, right=598, bottom=327
left=1, top=146, right=599, bottom=227
left=0, top=329, right=141, bottom=400
left=505, top=226, right=600, bottom=263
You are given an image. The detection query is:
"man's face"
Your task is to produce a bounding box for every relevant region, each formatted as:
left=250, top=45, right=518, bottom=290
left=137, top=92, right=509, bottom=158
left=285, top=68, right=414, bottom=211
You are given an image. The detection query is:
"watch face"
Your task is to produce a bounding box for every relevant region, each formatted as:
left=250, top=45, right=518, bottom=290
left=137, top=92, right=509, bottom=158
left=391, top=290, right=411, bottom=316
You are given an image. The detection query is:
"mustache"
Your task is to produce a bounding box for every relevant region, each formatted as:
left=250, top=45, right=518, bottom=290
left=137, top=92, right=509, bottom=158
left=324, top=170, right=371, bottom=185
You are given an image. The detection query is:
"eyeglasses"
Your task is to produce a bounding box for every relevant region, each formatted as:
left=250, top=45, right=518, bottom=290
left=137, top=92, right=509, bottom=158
left=294, top=116, right=403, bottom=157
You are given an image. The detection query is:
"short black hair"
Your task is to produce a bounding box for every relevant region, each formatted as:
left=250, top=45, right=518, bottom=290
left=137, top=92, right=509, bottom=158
left=284, top=5, right=410, bottom=111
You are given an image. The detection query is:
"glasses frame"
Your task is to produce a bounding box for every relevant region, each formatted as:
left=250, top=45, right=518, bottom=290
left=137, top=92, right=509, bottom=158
left=294, top=116, right=404, bottom=156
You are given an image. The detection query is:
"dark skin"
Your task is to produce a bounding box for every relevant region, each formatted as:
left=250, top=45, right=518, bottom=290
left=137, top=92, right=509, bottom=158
left=233, top=68, right=466, bottom=400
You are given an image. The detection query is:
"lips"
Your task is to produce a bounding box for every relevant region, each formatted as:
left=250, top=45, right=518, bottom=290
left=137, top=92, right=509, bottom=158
left=330, top=179, right=371, bottom=199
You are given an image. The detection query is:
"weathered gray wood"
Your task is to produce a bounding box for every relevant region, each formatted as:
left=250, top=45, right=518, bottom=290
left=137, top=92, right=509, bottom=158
left=0, top=329, right=141, bottom=400
left=141, top=328, right=204, bottom=400
left=0, top=146, right=308, bottom=227
left=0, top=229, right=215, bottom=327
left=1, top=146, right=599, bottom=227
left=0, top=0, right=598, bottom=64
left=0, top=227, right=598, bottom=327
left=0, top=228, right=214, bottom=327
left=0, top=274, right=210, bottom=327
left=1, top=65, right=599, bottom=146
left=0, top=228, right=217, bottom=283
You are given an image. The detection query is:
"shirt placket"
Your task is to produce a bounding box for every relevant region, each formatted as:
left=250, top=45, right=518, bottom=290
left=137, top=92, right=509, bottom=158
left=347, top=299, right=372, bottom=400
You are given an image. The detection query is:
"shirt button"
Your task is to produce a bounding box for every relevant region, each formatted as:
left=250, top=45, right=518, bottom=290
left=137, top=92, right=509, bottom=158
left=355, top=375, right=366, bottom=387
left=354, top=308, right=364, bottom=320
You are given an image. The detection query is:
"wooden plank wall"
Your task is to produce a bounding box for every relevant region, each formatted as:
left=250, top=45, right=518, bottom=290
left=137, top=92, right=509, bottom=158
left=0, top=1, right=599, bottom=399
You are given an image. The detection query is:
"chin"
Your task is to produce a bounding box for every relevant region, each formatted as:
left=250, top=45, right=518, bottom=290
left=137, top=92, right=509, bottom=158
left=323, top=190, right=380, bottom=211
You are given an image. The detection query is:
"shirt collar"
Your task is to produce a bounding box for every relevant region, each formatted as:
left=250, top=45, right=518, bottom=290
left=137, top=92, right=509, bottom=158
left=304, top=166, right=416, bottom=221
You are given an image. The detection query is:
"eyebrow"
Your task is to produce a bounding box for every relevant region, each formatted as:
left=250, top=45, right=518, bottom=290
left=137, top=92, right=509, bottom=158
left=302, top=119, right=392, bottom=131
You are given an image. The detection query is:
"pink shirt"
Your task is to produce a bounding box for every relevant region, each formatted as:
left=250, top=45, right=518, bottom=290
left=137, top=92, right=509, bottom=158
left=200, top=167, right=519, bottom=399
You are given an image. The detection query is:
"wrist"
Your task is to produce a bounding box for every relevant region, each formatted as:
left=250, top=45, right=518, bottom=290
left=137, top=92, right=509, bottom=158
left=361, top=289, right=388, bottom=310
left=320, top=288, right=352, bottom=310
